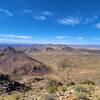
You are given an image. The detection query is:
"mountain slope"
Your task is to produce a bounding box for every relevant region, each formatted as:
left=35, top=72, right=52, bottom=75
left=0, top=46, right=51, bottom=76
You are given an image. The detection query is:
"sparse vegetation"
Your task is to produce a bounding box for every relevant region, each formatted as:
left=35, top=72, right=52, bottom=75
left=39, top=94, right=54, bottom=100
left=75, top=85, right=88, bottom=93
left=96, top=96, right=100, bottom=100
left=80, top=80, right=95, bottom=85
left=47, top=79, right=62, bottom=93
left=76, top=92, right=90, bottom=100
left=0, top=96, right=4, bottom=100
left=0, top=46, right=100, bottom=100
left=66, top=81, right=75, bottom=86
left=0, top=94, right=20, bottom=100
left=0, top=73, right=30, bottom=94
left=47, top=80, right=75, bottom=93
left=0, top=74, right=10, bottom=82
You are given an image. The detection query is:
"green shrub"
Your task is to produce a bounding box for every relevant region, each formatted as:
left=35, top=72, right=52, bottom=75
left=48, top=80, right=62, bottom=87
left=80, top=80, right=95, bottom=85
left=0, top=96, right=4, bottom=100
left=66, top=82, right=75, bottom=86
left=39, top=95, right=45, bottom=100
left=76, top=92, right=90, bottom=100
left=2, top=94, right=20, bottom=100
left=48, top=86, right=58, bottom=94
left=75, top=85, right=88, bottom=93
left=39, top=94, right=54, bottom=100
left=47, top=80, right=62, bottom=93
left=96, top=96, right=100, bottom=100
left=61, top=85, right=68, bottom=92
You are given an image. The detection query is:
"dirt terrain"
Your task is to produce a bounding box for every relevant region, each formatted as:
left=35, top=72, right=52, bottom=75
left=0, top=45, right=100, bottom=100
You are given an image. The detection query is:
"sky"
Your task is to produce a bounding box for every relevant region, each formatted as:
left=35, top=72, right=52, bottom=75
left=0, top=0, right=100, bottom=44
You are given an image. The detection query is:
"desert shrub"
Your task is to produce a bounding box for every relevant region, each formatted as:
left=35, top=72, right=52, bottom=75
left=47, top=80, right=62, bottom=93
left=10, top=95, right=19, bottom=100
left=6, top=81, right=30, bottom=92
left=61, top=85, right=68, bottom=92
left=0, top=74, right=10, bottom=82
left=39, top=95, right=45, bottom=100
left=58, top=61, right=73, bottom=69
left=76, top=92, right=90, bottom=100
left=0, top=96, right=4, bottom=100
left=48, top=80, right=62, bottom=87
left=2, top=94, right=20, bottom=100
left=66, top=81, right=75, bottom=86
left=39, top=94, right=54, bottom=100
left=75, top=85, right=88, bottom=93
left=80, top=80, right=95, bottom=85
left=11, top=75, right=22, bottom=81
left=96, top=96, right=100, bottom=100
left=48, top=87, right=57, bottom=94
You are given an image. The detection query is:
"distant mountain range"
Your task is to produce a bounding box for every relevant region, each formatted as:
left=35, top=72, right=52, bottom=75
left=0, top=44, right=100, bottom=49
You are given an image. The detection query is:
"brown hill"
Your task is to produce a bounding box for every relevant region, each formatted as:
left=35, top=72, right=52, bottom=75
left=0, top=46, right=51, bottom=76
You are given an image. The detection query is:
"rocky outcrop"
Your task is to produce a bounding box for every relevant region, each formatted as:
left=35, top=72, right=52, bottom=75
left=0, top=74, right=30, bottom=94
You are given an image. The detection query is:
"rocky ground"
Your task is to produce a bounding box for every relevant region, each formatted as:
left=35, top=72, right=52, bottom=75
left=0, top=77, right=100, bottom=100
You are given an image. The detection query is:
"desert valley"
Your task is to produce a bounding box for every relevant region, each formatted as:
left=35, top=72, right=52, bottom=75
left=0, top=44, right=100, bottom=100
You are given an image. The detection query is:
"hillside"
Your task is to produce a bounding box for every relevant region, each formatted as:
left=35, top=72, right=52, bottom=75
left=0, top=46, right=51, bottom=77
left=0, top=45, right=100, bottom=100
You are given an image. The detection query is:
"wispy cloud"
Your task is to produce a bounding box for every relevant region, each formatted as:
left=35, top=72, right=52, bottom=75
left=77, top=37, right=84, bottom=40
left=84, top=14, right=99, bottom=24
left=55, top=35, right=85, bottom=40
left=22, top=9, right=52, bottom=21
left=84, top=18, right=94, bottom=24
left=93, top=14, right=99, bottom=20
left=33, top=16, right=46, bottom=20
left=42, top=11, right=52, bottom=16
left=23, top=9, right=33, bottom=14
left=58, top=16, right=81, bottom=26
left=56, top=35, right=69, bottom=39
left=0, top=8, right=13, bottom=18
left=33, top=11, right=52, bottom=21
left=58, top=13, right=99, bottom=26
left=55, top=35, right=100, bottom=42
left=0, top=34, right=33, bottom=44
left=95, top=23, right=100, bottom=29
left=0, top=34, right=32, bottom=39
left=0, top=38, right=34, bottom=44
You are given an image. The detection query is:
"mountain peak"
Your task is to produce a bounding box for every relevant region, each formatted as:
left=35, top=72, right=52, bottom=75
left=3, top=46, right=17, bottom=54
